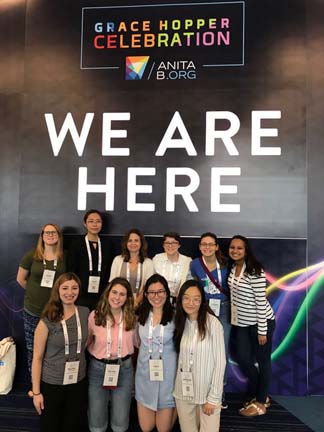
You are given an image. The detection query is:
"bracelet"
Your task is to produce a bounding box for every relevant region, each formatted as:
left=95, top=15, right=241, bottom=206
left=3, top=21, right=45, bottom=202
left=33, top=392, right=41, bottom=396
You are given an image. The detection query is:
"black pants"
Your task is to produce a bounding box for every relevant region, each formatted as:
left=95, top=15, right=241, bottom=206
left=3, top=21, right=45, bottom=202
left=40, top=378, right=87, bottom=432
left=235, top=320, right=275, bottom=404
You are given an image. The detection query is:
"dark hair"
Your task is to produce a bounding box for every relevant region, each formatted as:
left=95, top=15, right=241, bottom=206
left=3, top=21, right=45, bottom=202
left=83, top=209, right=103, bottom=223
left=229, top=235, right=263, bottom=276
left=136, top=274, right=173, bottom=326
left=42, top=272, right=81, bottom=322
left=163, top=232, right=181, bottom=244
left=121, top=228, right=148, bottom=263
left=200, top=232, right=227, bottom=268
left=173, top=280, right=214, bottom=353
left=94, top=277, right=135, bottom=331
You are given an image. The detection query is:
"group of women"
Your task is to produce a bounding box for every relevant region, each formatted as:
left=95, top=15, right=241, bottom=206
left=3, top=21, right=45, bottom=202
left=16, top=209, right=276, bottom=431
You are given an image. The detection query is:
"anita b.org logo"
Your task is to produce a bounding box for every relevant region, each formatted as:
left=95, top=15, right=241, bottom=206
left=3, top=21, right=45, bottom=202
left=125, top=56, right=150, bottom=80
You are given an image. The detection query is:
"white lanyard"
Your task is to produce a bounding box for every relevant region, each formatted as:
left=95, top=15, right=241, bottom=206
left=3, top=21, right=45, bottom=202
left=106, top=312, right=123, bottom=359
left=180, top=321, right=198, bottom=371
left=43, top=258, right=57, bottom=270
left=202, top=257, right=222, bottom=287
left=148, top=314, right=164, bottom=356
left=61, top=307, right=82, bottom=357
left=85, top=235, right=102, bottom=274
left=229, top=263, right=246, bottom=305
left=126, top=262, right=142, bottom=292
left=162, top=257, right=181, bottom=294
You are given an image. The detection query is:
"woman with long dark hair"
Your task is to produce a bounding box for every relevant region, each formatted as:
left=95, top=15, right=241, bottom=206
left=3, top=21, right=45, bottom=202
left=190, top=232, right=230, bottom=408
left=87, top=277, right=136, bottom=432
left=31, top=273, right=89, bottom=432
left=16, top=223, right=66, bottom=374
left=228, top=235, right=275, bottom=416
left=173, top=280, right=225, bottom=432
left=135, top=274, right=177, bottom=432
left=109, top=228, right=154, bottom=301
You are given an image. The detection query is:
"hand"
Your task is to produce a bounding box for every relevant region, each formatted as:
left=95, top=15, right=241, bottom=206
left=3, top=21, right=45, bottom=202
left=33, top=393, right=44, bottom=415
left=202, top=402, right=216, bottom=416
left=258, top=334, right=267, bottom=345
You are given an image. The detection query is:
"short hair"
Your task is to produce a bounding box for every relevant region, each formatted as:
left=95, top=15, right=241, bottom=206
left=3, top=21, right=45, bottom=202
left=83, top=209, right=103, bottom=223
left=163, top=232, right=181, bottom=243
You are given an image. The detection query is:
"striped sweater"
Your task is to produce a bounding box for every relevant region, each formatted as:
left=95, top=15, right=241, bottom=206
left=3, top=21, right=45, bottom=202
left=228, top=266, right=275, bottom=335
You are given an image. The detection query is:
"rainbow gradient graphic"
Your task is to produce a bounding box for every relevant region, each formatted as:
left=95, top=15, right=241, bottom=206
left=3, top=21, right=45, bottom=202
left=125, top=56, right=150, bottom=80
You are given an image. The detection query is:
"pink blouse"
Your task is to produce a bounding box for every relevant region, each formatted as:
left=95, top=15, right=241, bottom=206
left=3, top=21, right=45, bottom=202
left=87, top=310, right=136, bottom=359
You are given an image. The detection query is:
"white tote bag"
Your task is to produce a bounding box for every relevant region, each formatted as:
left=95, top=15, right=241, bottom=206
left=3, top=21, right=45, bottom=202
left=0, top=337, right=16, bottom=394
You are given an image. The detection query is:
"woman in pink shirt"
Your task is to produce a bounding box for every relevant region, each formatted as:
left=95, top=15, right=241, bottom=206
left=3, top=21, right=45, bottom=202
left=87, top=277, right=136, bottom=432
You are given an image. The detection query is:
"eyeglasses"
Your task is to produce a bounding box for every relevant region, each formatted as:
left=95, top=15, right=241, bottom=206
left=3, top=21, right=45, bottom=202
left=182, top=296, right=201, bottom=305
left=147, top=290, right=166, bottom=298
left=164, top=242, right=179, bottom=246
left=200, top=242, right=216, bottom=248
left=43, top=231, right=58, bottom=236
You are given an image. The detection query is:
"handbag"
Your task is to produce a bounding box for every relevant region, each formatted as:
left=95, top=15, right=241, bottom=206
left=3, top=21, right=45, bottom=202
left=0, top=337, right=16, bottom=394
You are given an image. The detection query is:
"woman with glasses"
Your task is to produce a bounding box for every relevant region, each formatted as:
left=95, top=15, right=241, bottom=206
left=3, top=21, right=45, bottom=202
left=153, top=232, right=192, bottom=304
left=67, top=209, right=113, bottom=310
left=228, top=235, right=275, bottom=417
left=173, top=280, right=225, bottom=432
left=87, top=277, right=136, bottom=432
left=135, top=274, right=177, bottom=432
left=109, top=228, right=154, bottom=302
left=17, top=223, right=66, bottom=375
left=190, top=232, right=230, bottom=408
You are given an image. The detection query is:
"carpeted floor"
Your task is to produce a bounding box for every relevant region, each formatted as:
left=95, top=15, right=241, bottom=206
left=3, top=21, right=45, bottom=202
left=0, top=387, right=314, bottom=432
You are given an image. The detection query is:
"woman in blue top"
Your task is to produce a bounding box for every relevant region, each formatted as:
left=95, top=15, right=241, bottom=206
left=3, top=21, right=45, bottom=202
left=135, top=274, right=177, bottom=432
left=190, top=232, right=230, bottom=408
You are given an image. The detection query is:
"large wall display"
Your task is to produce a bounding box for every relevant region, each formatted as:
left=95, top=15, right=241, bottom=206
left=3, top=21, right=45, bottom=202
left=1, top=0, right=324, bottom=395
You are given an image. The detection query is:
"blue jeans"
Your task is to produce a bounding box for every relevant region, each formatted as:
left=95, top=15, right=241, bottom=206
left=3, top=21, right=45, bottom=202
left=88, top=356, right=134, bottom=432
left=217, top=300, right=231, bottom=386
left=236, top=319, right=275, bottom=404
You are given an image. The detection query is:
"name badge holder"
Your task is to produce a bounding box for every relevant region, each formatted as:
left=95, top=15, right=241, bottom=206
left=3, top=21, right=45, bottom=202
left=62, top=307, right=82, bottom=385
left=162, top=259, right=181, bottom=298
left=180, top=326, right=197, bottom=398
left=209, top=299, right=221, bottom=317
left=40, top=259, right=57, bottom=288
left=85, top=236, right=102, bottom=293
left=229, top=263, right=246, bottom=326
left=103, top=312, right=123, bottom=388
left=148, top=314, right=164, bottom=381
left=126, top=262, right=142, bottom=296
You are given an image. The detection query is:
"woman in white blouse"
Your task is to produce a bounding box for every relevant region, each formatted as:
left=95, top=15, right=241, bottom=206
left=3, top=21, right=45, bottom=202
left=228, top=235, right=275, bottom=417
left=173, top=280, right=225, bottom=432
left=109, top=228, right=154, bottom=303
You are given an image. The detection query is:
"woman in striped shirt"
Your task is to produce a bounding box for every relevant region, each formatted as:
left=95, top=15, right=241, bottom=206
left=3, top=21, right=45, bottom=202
left=228, top=235, right=275, bottom=417
left=173, top=280, right=226, bottom=432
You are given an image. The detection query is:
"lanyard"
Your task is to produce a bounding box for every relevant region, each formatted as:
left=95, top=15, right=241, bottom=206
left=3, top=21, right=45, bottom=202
left=43, top=258, right=57, bottom=270
left=61, top=307, right=82, bottom=357
left=126, top=262, right=142, bottom=292
left=106, top=312, right=123, bottom=359
left=180, top=320, right=198, bottom=371
left=161, top=256, right=181, bottom=295
left=85, top=235, right=102, bottom=274
left=229, top=263, right=246, bottom=305
left=148, top=313, right=164, bottom=356
left=202, top=257, right=222, bottom=287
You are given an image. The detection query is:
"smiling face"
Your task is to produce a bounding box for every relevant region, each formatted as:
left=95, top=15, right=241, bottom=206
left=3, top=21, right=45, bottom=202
left=108, top=283, right=128, bottom=311
left=59, top=279, right=79, bottom=306
left=146, top=281, right=167, bottom=310
left=199, top=235, right=218, bottom=258
left=42, top=224, right=59, bottom=246
left=84, top=212, right=102, bottom=236
left=229, top=238, right=246, bottom=265
left=127, top=233, right=141, bottom=254
left=182, top=286, right=202, bottom=321
left=163, top=236, right=180, bottom=258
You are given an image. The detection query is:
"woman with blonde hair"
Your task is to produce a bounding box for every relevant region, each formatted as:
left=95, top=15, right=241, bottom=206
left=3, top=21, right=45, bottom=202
left=16, top=223, right=66, bottom=374
left=31, top=272, right=89, bottom=432
left=87, top=277, right=137, bottom=432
